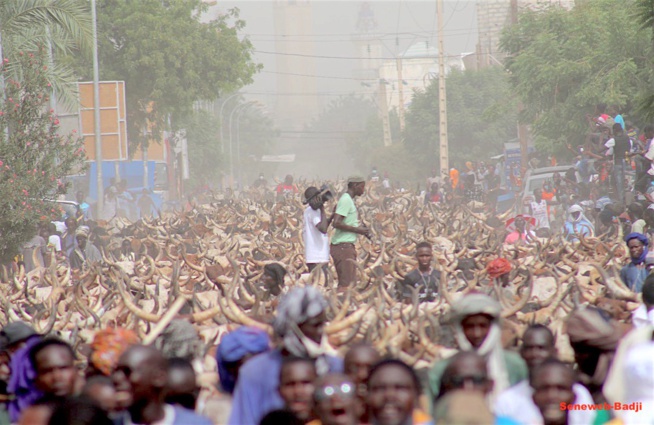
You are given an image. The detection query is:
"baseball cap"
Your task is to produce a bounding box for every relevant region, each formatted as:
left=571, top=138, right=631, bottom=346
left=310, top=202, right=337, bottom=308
left=0, top=322, right=38, bottom=351
left=347, top=175, right=365, bottom=184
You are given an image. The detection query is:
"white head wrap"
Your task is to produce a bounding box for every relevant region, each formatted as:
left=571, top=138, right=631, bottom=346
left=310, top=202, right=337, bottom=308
left=273, top=286, right=334, bottom=374
left=451, top=293, right=509, bottom=403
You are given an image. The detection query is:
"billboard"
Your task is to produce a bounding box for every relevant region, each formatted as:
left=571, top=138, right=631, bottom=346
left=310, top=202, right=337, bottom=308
left=78, top=81, right=129, bottom=161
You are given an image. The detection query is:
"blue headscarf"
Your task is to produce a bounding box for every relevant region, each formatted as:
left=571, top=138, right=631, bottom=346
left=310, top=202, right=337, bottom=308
left=216, top=327, right=270, bottom=394
left=625, top=232, right=649, bottom=265
left=7, top=335, right=43, bottom=422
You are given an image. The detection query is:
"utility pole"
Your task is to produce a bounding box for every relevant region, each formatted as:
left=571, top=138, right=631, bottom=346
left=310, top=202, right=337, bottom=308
left=91, top=0, right=104, bottom=216
left=436, top=0, right=448, bottom=176
left=378, top=80, right=392, bottom=147
left=511, top=0, right=529, bottom=172
left=396, top=57, right=406, bottom=131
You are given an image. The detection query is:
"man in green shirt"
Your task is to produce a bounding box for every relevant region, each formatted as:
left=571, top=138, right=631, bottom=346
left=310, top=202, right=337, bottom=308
left=330, top=176, right=370, bottom=287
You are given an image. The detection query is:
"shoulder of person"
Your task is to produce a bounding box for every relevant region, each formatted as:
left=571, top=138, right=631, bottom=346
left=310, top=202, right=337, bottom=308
left=238, top=349, right=280, bottom=377
left=172, top=406, right=213, bottom=425
left=327, top=354, right=344, bottom=372
left=502, top=350, right=528, bottom=381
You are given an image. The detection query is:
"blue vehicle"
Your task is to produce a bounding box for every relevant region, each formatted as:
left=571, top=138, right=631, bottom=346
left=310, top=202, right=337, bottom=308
left=65, top=160, right=168, bottom=219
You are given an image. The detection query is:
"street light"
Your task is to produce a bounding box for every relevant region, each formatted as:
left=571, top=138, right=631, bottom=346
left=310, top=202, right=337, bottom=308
left=218, top=92, right=244, bottom=154
left=91, top=0, right=103, bottom=216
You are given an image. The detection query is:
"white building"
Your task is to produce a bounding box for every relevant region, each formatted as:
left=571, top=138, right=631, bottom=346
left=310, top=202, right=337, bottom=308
left=378, top=41, right=464, bottom=112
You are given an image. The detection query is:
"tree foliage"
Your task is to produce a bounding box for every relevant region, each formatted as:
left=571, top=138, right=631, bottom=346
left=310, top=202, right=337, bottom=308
left=0, top=48, right=85, bottom=262
left=0, top=0, right=92, bottom=108
left=500, top=0, right=652, bottom=153
left=82, top=0, right=260, bottom=152
left=403, top=67, right=517, bottom=172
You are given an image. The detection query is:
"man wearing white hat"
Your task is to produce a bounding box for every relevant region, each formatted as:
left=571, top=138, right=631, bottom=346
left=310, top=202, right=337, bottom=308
left=330, top=176, right=370, bottom=287
left=69, top=226, right=102, bottom=270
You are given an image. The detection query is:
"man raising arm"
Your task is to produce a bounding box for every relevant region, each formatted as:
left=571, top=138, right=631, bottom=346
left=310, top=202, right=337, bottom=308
left=330, top=176, right=371, bottom=288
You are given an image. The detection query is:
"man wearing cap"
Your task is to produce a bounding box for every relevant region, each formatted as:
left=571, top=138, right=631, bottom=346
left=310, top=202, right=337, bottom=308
left=330, top=176, right=370, bottom=287
left=69, top=225, right=102, bottom=270
left=303, top=186, right=334, bottom=272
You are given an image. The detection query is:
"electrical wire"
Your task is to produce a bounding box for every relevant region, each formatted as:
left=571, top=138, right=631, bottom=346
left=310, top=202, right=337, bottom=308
left=254, top=49, right=479, bottom=60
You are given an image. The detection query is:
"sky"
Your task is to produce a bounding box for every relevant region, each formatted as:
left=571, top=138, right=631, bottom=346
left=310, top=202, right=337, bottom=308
left=206, top=0, right=480, bottom=179
left=209, top=1, right=478, bottom=100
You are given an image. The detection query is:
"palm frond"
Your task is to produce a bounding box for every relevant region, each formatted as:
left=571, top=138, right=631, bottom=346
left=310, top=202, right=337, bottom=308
left=2, top=0, right=92, bottom=55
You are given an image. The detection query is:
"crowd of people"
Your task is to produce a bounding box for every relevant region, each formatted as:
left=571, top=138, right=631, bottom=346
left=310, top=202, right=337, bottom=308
left=0, top=282, right=650, bottom=425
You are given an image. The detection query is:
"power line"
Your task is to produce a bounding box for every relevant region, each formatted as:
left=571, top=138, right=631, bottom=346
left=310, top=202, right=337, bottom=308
left=254, top=49, right=476, bottom=61
left=260, top=69, right=439, bottom=82
left=278, top=130, right=364, bottom=134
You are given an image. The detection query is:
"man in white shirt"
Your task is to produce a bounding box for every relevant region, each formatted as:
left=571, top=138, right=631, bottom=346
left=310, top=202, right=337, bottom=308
left=303, top=187, right=334, bottom=272
left=530, top=188, right=550, bottom=234
left=632, top=274, right=654, bottom=328
left=494, top=325, right=596, bottom=425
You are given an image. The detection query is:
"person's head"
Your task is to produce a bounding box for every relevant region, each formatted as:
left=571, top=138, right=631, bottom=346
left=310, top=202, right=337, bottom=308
left=596, top=103, right=607, bottom=115
left=0, top=350, right=10, bottom=389
left=533, top=188, right=542, bottom=202
left=263, top=263, right=287, bottom=296
left=82, top=375, right=117, bottom=414
left=568, top=205, right=583, bottom=222
left=452, top=293, right=501, bottom=350
left=513, top=216, right=526, bottom=232
left=154, top=319, right=201, bottom=361
left=112, top=345, right=168, bottom=411
left=65, top=217, right=77, bottom=232
left=645, top=206, right=654, bottom=227
left=366, top=360, right=421, bottom=425
left=0, top=321, right=38, bottom=356
left=304, top=186, right=322, bottom=211
left=628, top=202, right=644, bottom=220
left=440, top=351, right=493, bottom=397
left=344, top=343, right=381, bottom=398
left=76, top=191, right=85, bottom=204
left=645, top=124, right=654, bottom=139
left=75, top=225, right=91, bottom=249
left=414, top=242, right=433, bottom=271
left=121, top=239, right=132, bottom=253
left=19, top=398, right=60, bottom=425
left=273, top=286, right=328, bottom=350
left=612, top=122, right=623, bottom=136
left=278, top=357, right=317, bottom=422
left=216, top=326, right=270, bottom=394
left=29, top=338, right=77, bottom=398
left=566, top=307, right=621, bottom=377
left=285, top=175, right=294, bottom=185
left=47, top=396, right=113, bottom=425
left=520, top=325, right=556, bottom=371
left=430, top=182, right=439, bottom=193
left=531, top=359, right=576, bottom=425
left=347, top=176, right=366, bottom=197
left=432, top=390, right=494, bottom=425
left=313, top=373, right=357, bottom=425
left=625, top=233, right=648, bottom=261
left=164, top=358, right=198, bottom=410
left=88, top=328, right=139, bottom=377
left=642, top=275, right=654, bottom=310
left=259, top=409, right=304, bottom=425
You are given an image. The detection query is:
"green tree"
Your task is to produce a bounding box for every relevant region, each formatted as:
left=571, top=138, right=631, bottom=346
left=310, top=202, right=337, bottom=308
left=0, top=0, right=92, bottom=107
left=403, top=67, right=517, bottom=172
left=81, top=0, right=260, bottom=153
left=0, top=48, right=85, bottom=262
left=500, top=0, right=651, bottom=153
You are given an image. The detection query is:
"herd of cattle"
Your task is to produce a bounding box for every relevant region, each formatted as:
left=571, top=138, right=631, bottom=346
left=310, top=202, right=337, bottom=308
left=0, top=189, right=640, bottom=371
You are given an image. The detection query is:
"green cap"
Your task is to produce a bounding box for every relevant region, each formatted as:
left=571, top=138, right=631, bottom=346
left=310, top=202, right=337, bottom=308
left=347, top=175, right=365, bottom=183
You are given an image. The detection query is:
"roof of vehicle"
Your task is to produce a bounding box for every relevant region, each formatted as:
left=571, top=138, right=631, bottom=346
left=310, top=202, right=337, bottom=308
left=527, top=165, right=575, bottom=176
